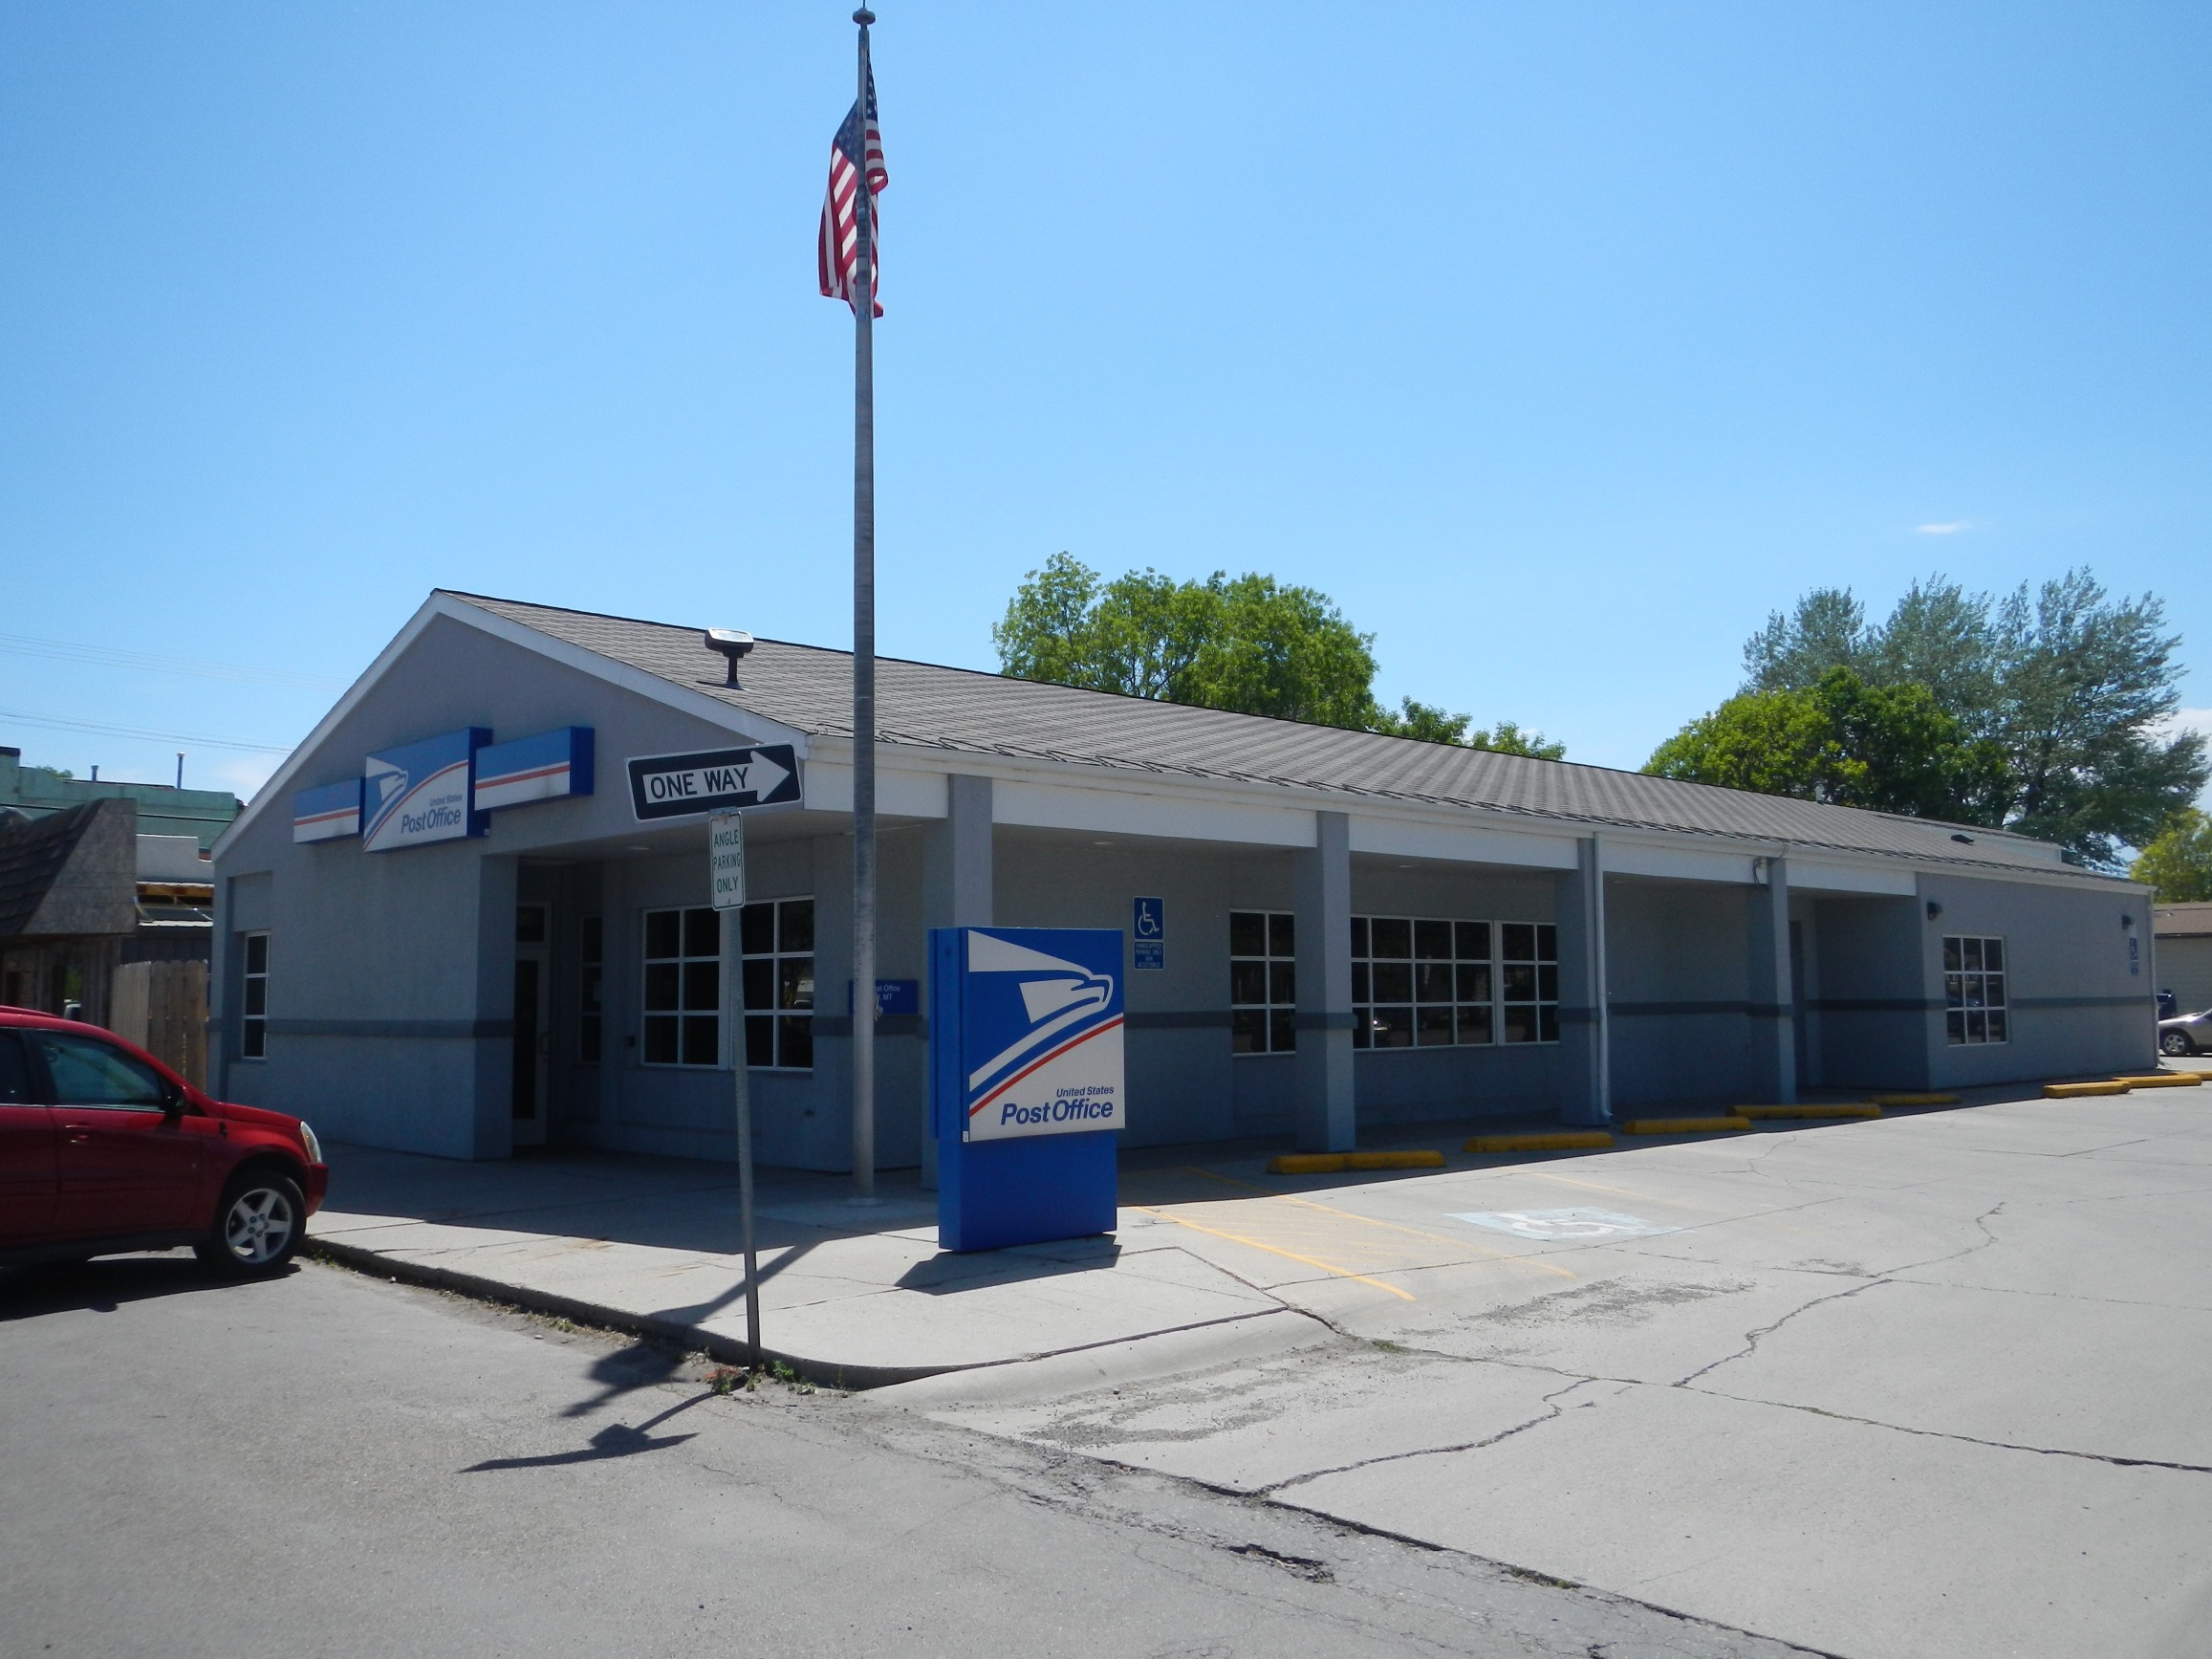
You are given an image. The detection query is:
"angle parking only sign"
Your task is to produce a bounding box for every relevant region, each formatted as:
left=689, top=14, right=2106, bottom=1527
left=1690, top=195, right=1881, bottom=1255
left=626, top=744, right=801, bottom=820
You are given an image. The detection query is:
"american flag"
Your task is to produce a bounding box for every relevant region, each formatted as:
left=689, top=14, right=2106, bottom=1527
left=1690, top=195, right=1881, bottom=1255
left=818, top=72, right=888, bottom=317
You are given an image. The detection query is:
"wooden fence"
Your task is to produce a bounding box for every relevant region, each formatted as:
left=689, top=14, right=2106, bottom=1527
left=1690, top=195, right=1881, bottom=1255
left=110, top=959, right=208, bottom=1088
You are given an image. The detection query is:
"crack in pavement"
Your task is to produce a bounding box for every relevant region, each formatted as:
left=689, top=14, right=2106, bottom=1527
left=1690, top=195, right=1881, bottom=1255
left=1671, top=1281, right=1888, bottom=1387
left=1253, top=1376, right=1606, bottom=1496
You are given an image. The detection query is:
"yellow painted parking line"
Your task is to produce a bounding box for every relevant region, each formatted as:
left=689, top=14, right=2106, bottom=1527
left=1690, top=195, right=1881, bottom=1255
left=1869, top=1092, right=1959, bottom=1106
left=1133, top=1206, right=1417, bottom=1300
left=1466, top=1131, right=1616, bottom=1152
left=1621, top=1116, right=1754, bottom=1135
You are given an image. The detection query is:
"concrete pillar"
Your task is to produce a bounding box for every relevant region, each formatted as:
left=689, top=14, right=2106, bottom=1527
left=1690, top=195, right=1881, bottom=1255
left=920, top=775, right=993, bottom=1185
left=468, top=853, right=520, bottom=1159
left=1293, top=810, right=1355, bottom=1151
left=1747, top=856, right=1797, bottom=1103
left=1555, top=835, right=1612, bottom=1125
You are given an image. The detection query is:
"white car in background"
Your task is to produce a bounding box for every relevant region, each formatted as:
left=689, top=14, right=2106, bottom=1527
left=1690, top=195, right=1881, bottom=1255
left=2159, top=1007, right=2212, bottom=1057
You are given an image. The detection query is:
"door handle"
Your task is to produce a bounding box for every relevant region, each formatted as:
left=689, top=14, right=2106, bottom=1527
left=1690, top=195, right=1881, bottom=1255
left=66, top=1132, right=90, bottom=1144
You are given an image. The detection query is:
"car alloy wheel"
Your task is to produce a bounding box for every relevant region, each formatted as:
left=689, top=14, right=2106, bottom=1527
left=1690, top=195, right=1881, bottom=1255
left=200, top=1171, right=305, bottom=1275
left=2161, top=1031, right=2197, bottom=1058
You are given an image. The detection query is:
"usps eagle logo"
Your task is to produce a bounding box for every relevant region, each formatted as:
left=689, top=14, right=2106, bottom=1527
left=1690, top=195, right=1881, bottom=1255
left=963, top=931, right=1125, bottom=1142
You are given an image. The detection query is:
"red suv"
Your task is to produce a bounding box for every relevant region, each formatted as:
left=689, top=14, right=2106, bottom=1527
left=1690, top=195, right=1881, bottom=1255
left=0, top=1008, right=328, bottom=1276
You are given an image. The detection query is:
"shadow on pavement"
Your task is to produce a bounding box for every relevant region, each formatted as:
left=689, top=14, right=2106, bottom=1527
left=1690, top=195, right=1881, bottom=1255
left=0, top=1253, right=288, bottom=1321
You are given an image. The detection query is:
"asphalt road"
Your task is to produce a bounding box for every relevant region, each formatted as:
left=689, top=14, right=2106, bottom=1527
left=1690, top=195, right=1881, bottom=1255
left=1, top=1254, right=1814, bottom=1659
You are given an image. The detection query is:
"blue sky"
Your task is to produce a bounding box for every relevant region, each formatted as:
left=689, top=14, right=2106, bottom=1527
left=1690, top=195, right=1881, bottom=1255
left=3, top=2, right=2207, bottom=802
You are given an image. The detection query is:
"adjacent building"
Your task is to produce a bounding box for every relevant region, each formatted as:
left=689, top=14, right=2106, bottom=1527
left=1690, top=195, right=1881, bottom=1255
left=207, top=591, right=2158, bottom=1168
left=2157, top=904, right=2212, bottom=1015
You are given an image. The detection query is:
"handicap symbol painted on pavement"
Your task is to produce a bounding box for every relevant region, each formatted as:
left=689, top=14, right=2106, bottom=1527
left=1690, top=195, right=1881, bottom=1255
left=1450, top=1208, right=1680, bottom=1242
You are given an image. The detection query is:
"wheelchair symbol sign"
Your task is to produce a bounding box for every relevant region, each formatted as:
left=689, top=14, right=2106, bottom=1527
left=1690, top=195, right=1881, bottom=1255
left=1451, top=1208, right=1678, bottom=1242
left=1133, top=897, right=1165, bottom=971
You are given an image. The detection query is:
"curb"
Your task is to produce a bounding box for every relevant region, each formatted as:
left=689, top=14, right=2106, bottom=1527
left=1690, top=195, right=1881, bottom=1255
left=1735, top=1104, right=1882, bottom=1121
left=1619, top=1116, right=1753, bottom=1136
left=1464, top=1131, right=1616, bottom=1153
left=307, top=1234, right=952, bottom=1392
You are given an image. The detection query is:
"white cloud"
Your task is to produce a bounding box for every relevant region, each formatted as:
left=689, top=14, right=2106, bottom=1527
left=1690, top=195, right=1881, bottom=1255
left=1915, top=520, right=1973, bottom=535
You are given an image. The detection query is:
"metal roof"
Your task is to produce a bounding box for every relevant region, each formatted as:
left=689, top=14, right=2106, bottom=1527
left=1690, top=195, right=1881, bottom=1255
left=448, top=591, right=2100, bottom=882
left=2157, top=904, right=2212, bottom=937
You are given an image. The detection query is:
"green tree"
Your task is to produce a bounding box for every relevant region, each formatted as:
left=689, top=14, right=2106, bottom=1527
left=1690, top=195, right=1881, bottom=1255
left=994, top=556, right=1561, bottom=750
left=2133, top=810, right=2212, bottom=903
left=1646, top=667, right=2005, bottom=820
left=1735, top=570, right=2207, bottom=866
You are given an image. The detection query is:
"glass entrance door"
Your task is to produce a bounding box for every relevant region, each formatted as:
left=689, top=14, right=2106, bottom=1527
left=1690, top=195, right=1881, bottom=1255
left=512, top=905, right=552, bottom=1147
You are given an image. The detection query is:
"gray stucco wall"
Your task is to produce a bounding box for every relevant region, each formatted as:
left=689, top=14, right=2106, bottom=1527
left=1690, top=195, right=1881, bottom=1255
left=2156, top=935, right=2212, bottom=1017
left=1810, top=893, right=1928, bottom=1091
left=1602, top=876, right=1757, bottom=1108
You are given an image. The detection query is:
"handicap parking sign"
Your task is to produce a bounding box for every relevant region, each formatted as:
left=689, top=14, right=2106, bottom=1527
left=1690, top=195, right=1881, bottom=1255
left=1133, top=897, right=1164, bottom=971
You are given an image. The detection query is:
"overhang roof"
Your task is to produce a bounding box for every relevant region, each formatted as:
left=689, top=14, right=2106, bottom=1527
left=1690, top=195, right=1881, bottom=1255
left=2157, top=903, right=2212, bottom=938
left=444, top=592, right=2099, bottom=882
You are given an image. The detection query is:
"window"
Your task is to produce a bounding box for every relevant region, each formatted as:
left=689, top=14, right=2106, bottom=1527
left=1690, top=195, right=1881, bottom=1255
left=1354, top=917, right=1555, bottom=1048
left=0, top=1031, right=32, bottom=1102
left=643, top=907, right=722, bottom=1067
left=1943, top=935, right=2007, bottom=1044
left=740, top=898, right=814, bottom=1070
left=579, top=915, right=604, bottom=1064
left=33, top=1032, right=168, bottom=1108
left=1230, top=910, right=1296, bottom=1054
left=240, top=931, right=269, bottom=1059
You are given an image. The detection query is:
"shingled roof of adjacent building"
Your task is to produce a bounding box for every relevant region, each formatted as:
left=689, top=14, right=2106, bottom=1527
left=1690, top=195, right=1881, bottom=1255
left=0, top=798, right=138, bottom=939
left=448, top=591, right=2105, bottom=882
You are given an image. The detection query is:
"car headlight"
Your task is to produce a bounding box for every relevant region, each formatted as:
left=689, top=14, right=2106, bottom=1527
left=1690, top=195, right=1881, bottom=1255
left=298, top=1121, right=325, bottom=1165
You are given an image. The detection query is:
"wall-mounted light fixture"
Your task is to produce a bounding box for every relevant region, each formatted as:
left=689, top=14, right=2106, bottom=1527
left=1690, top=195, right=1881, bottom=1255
left=1926, top=900, right=1944, bottom=920
left=2121, top=912, right=2136, bottom=929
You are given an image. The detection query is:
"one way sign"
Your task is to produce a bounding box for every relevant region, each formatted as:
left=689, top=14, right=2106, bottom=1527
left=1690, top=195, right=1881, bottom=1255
left=626, top=744, right=802, bottom=820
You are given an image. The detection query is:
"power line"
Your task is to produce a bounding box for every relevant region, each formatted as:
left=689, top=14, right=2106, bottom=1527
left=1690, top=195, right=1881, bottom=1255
left=0, top=631, right=346, bottom=691
left=0, top=708, right=295, bottom=754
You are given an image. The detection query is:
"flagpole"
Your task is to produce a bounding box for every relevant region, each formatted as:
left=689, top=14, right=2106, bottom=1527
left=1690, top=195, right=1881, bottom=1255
left=849, top=5, right=879, bottom=1203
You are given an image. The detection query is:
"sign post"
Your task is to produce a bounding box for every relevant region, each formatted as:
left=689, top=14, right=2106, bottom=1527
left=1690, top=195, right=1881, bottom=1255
left=709, top=809, right=762, bottom=1370
left=929, top=927, right=1125, bottom=1252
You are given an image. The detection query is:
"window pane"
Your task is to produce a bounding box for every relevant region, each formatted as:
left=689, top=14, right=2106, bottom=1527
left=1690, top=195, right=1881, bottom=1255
left=1371, top=918, right=1411, bottom=959
left=1963, top=976, right=1984, bottom=1010
left=1962, top=937, right=1983, bottom=971
left=1946, top=1009, right=1966, bottom=1043
left=1502, top=1006, right=1536, bottom=1044
left=778, top=1015, right=813, bottom=1069
left=643, top=1015, right=680, bottom=1063
left=1454, top=921, right=1488, bottom=960
left=1268, top=913, right=1294, bottom=957
left=645, top=910, right=681, bottom=960
left=644, top=962, right=680, bottom=1012
left=1371, top=1006, right=1413, bottom=1048
left=580, top=1016, right=601, bottom=1064
left=1534, top=925, right=1555, bottom=962
left=1503, top=965, right=1536, bottom=1002
left=516, top=906, right=548, bottom=945
left=1268, top=961, right=1295, bottom=1005
left=1457, top=963, right=1492, bottom=1002
left=779, top=900, right=814, bottom=954
left=1965, top=1009, right=1986, bottom=1042
left=1984, top=973, right=2005, bottom=1009
left=1985, top=1009, right=2008, bottom=1042
left=582, top=965, right=602, bottom=1016
left=743, top=959, right=773, bottom=1012
left=1417, top=1006, right=1453, bottom=1046
left=241, top=1019, right=265, bottom=1059
left=745, top=1015, right=774, bottom=1068
left=1269, top=1009, right=1297, bottom=1053
left=1231, top=1008, right=1269, bottom=1054
left=684, top=907, right=720, bottom=958
left=682, top=1015, right=719, bottom=1067
left=1458, top=1004, right=1492, bottom=1044
left=1229, top=911, right=1266, bottom=957
left=1415, top=920, right=1452, bottom=960
left=1944, top=973, right=1965, bottom=1008
left=740, top=903, right=774, bottom=956
left=778, top=959, right=813, bottom=1011
left=1983, top=938, right=2005, bottom=972
left=1350, top=916, right=1369, bottom=957
left=1351, top=1013, right=1372, bottom=1049
left=244, top=979, right=267, bottom=1016
left=1230, top=961, right=1268, bottom=1005
left=1538, top=1006, right=1559, bottom=1042
left=1373, top=962, right=1412, bottom=1002
left=245, top=932, right=269, bottom=973
left=1537, top=964, right=1559, bottom=1003
left=1502, top=923, right=1535, bottom=963
left=1350, top=962, right=1370, bottom=1002
left=683, top=961, right=719, bottom=1013
left=582, top=915, right=603, bottom=963
left=1415, top=963, right=1452, bottom=1003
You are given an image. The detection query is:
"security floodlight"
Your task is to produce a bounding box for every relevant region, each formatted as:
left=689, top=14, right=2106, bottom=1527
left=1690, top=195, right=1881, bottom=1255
left=705, top=629, right=755, bottom=687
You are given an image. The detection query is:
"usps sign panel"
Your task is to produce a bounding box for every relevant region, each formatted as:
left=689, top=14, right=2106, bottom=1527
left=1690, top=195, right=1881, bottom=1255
left=362, top=729, right=489, bottom=853
left=957, top=928, right=1124, bottom=1143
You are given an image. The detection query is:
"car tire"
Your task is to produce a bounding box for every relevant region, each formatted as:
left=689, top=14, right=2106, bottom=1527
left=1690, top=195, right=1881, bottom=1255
left=196, top=1168, right=306, bottom=1277
left=2160, top=1030, right=2198, bottom=1058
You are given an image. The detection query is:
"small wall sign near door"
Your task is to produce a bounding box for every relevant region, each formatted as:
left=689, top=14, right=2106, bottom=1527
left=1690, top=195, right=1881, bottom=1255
left=1132, top=896, right=1165, bottom=971
left=1450, top=1208, right=1680, bottom=1241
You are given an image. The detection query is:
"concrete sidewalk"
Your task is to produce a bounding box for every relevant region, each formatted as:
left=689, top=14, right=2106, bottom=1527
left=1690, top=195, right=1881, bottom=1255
left=308, top=1144, right=1319, bottom=1386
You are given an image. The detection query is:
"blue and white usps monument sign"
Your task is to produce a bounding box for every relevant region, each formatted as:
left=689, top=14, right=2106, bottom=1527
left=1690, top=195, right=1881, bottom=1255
left=362, top=728, right=490, bottom=853
left=930, top=927, right=1124, bottom=1253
